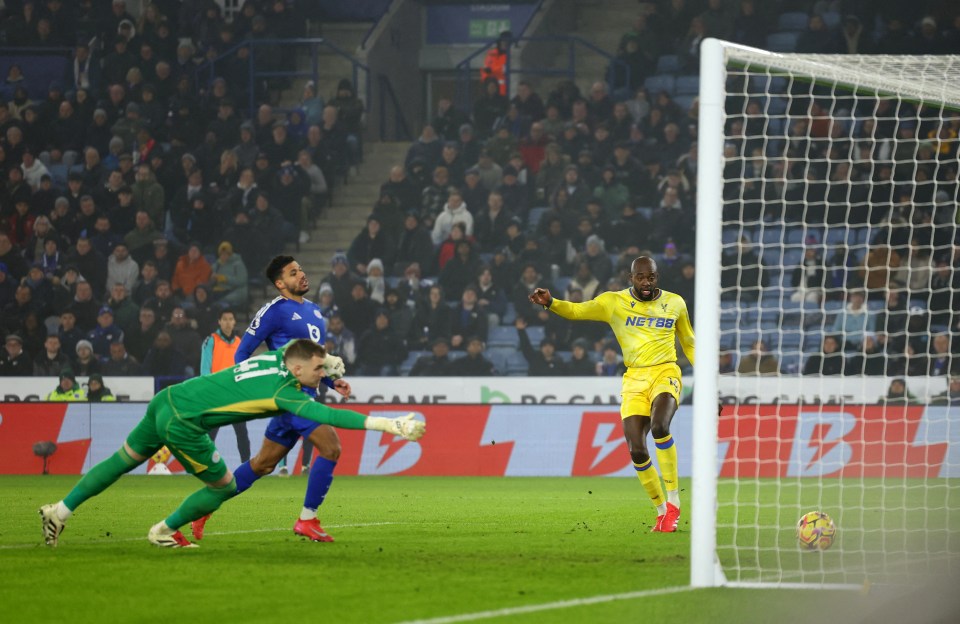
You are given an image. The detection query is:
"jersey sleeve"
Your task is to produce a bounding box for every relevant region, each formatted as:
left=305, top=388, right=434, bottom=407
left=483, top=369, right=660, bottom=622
left=274, top=382, right=368, bottom=429
left=675, top=297, right=696, bottom=366
left=548, top=292, right=615, bottom=323
left=236, top=305, right=277, bottom=363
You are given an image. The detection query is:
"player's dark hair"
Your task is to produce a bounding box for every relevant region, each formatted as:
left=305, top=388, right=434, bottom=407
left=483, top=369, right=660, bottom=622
left=283, top=339, right=326, bottom=363
left=265, top=255, right=296, bottom=283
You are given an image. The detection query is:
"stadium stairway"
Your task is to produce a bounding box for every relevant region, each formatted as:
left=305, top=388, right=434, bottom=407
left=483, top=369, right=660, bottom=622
left=294, top=141, right=410, bottom=289
left=568, top=0, right=641, bottom=94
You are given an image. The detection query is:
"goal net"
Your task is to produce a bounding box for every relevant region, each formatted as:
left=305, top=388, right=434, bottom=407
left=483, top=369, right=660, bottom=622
left=692, top=39, right=960, bottom=589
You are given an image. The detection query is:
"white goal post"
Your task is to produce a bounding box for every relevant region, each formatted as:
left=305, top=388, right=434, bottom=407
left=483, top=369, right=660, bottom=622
left=692, top=38, right=960, bottom=589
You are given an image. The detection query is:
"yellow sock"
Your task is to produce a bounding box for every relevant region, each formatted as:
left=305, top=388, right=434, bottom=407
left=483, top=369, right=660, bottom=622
left=655, top=434, right=679, bottom=505
left=633, top=459, right=665, bottom=508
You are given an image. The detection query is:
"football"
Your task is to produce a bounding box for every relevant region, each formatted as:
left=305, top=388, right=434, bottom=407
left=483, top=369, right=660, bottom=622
left=796, top=511, right=837, bottom=551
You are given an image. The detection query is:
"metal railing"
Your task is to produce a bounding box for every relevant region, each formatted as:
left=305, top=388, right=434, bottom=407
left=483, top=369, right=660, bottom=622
left=378, top=74, right=413, bottom=141
left=454, top=34, right=627, bottom=114
left=196, top=38, right=371, bottom=120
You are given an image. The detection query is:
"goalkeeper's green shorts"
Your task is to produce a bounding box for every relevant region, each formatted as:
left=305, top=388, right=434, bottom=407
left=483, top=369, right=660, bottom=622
left=125, top=388, right=228, bottom=483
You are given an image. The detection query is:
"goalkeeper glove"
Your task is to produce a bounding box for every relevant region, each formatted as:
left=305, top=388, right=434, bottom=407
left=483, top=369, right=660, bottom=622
left=322, top=354, right=346, bottom=380
left=365, top=413, right=426, bottom=442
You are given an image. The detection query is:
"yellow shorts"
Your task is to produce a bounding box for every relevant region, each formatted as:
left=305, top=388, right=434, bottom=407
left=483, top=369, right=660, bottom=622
left=620, top=362, right=682, bottom=419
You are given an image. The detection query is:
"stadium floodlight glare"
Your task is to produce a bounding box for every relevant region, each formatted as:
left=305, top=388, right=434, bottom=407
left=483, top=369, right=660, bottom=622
left=693, top=38, right=960, bottom=590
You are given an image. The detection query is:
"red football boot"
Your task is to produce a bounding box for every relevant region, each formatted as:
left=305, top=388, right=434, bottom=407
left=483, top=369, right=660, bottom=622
left=293, top=518, right=335, bottom=542
left=191, top=514, right=211, bottom=541
left=661, top=503, right=681, bottom=533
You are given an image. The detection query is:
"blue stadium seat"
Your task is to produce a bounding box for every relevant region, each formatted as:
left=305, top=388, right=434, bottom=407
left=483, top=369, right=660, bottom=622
left=485, top=348, right=511, bottom=372
left=780, top=353, right=802, bottom=374
left=655, top=55, right=682, bottom=74
left=399, top=350, right=429, bottom=375
left=554, top=276, right=572, bottom=295
left=783, top=248, right=803, bottom=268
left=505, top=351, right=528, bottom=376
left=488, top=325, right=518, bottom=348
left=821, top=11, right=841, bottom=30
left=675, top=75, right=699, bottom=95
left=766, top=96, right=789, bottom=115
left=525, top=325, right=545, bottom=345
left=673, top=94, right=696, bottom=112
left=766, top=32, right=800, bottom=52
left=48, top=164, right=69, bottom=191
left=761, top=227, right=785, bottom=245
left=644, top=75, right=675, bottom=95
left=778, top=12, right=809, bottom=32
left=501, top=303, right=517, bottom=325
left=527, top=206, right=550, bottom=233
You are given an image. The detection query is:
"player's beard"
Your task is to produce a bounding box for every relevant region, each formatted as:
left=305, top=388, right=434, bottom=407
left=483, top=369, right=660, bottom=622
left=633, top=286, right=657, bottom=301
left=292, top=278, right=309, bottom=296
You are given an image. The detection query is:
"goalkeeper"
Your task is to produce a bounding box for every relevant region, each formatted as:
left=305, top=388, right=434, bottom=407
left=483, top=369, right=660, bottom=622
left=39, top=339, right=425, bottom=548
left=529, top=256, right=694, bottom=533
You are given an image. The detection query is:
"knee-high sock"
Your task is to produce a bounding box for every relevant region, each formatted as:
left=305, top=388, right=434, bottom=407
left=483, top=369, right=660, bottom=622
left=654, top=434, right=679, bottom=499
left=633, top=459, right=665, bottom=508
left=63, top=448, right=139, bottom=511
left=233, top=461, right=259, bottom=494
left=164, top=478, right=238, bottom=530
left=300, top=457, right=336, bottom=520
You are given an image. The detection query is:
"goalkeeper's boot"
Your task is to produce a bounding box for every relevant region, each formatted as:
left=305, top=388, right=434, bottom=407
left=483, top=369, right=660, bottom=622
left=661, top=503, right=681, bottom=533
left=651, top=513, right=666, bottom=533
left=148, top=522, right=198, bottom=548
left=39, top=504, right=66, bottom=547
left=293, top=518, right=335, bottom=542
left=190, top=514, right=211, bottom=540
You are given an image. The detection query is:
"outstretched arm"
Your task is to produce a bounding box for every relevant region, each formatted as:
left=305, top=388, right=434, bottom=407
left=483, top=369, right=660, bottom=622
left=530, top=288, right=612, bottom=322
left=675, top=299, right=696, bottom=367
left=276, top=385, right=424, bottom=440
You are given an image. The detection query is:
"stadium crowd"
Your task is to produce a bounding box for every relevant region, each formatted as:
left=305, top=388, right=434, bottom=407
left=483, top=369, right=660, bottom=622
left=0, top=0, right=959, bottom=387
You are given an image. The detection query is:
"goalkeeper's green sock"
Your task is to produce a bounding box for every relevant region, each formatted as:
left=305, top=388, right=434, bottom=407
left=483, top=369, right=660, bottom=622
left=164, top=478, right=238, bottom=530
left=634, top=459, right=667, bottom=515
left=654, top=434, right=680, bottom=507
left=62, top=447, right=140, bottom=514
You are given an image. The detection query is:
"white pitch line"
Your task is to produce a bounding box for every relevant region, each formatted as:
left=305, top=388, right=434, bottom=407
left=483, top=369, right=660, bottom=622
left=393, top=586, right=694, bottom=624
left=0, top=521, right=400, bottom=550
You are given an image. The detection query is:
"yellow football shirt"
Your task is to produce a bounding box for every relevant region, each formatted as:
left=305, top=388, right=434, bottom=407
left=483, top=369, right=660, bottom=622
left=548, top=288, right=695, bottom=368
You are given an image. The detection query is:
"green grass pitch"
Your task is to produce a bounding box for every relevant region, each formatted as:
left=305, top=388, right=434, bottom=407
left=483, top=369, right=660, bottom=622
left=0, top=475, right=953, bottom=623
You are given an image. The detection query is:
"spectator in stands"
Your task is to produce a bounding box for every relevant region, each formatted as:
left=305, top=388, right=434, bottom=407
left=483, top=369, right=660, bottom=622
left=33, top=333, right=70, bottom=377
left=474, top=77, right=508, bottom=139
left=73, top=339, right=101, bottom=376
left=450, top=336, right=496, bottom=376
left=383, top=288, right=414, bottom=341
left=791, top=239, right=826, bottom=303
left=721, top=236, right=767, bottom=303
left=87, top=306, right=124, bottom=359
left=142, top=330, right=187, bottom=377
left=105, top=242, right=139, bottom=297
left=597, top=344, right=626, bottom=377
left=567, top=262, right=600, bottom=301
left=719, top=350, right=736, bottom=374
left=104, top=282, right=139, bottom=334
left=513, top=262, right=554, bottom=325
left=830, top=289, right=875, bottom=350
left=440, top=239, right=481, bottom=303
left=473, top=266, right=508, bottom=326
left=171, top=242, right=212, bottom=298
left=325, top=313, right=357, bottom=367
left=356, top=311, right=406, bottom=376
left=737, top=339, right=780, bottom=375
left=0, top=333, right=31, bottom=376
left=409, top=337, right=454, bottom=376
left=67, top=279, right=100, bottom=332
left=392, top=213, right=434, bottom=276
left=797, top=14, right=840, bottom=54
left=432, top=188, right=474, bottom=245
left=474, top=190, right=513, bottom=252
left=123, top=211, right=164, bottom=266
left=340, top=280, right=378, bottom=338
left=860, top=244, right=904, bottom=298
left=565, top=338, right=596, bottom=376
left=924, top=333, right=955, bottom=377
left=450, top=287, right=488, bottom=349
left=85, top=373, right=116, bottom=402
left=406, top=124, right=442, bottom=171
left=516, top=316, right=567, bottom=376
left=209, top=241, right=248, bottom=307
left=144, top=279, right=178, bottom=325
left=677, top=16, right=707, bottom=71
left=409, top=284, right=452, bottom=351
left=348, top=215, right=394, bottom=277
left=803, top=335, right=845, bottom=375
left=102, top=341, right=141, bottom=377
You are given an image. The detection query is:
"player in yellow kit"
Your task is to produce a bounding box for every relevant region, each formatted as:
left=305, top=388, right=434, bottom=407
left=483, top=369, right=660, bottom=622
left=530, top=256, right=695, bottom=532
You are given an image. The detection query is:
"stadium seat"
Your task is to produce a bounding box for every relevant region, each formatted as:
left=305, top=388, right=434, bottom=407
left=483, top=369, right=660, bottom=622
left=48, top=164, right=69, bottom=191
left=525, top=325, right=545, bottom=345
left=501, top=303, right=517, bottom=325
left=485, top=348, right=511, bottom=372
left=760, top=227, right=785, bottom=245
left=644, top=75, right=675, bottom=95
left=673, top=94, right=696, bottom=112
left=780, top=353, right=802, bottom=374
left=778, top=12, right=809, bottom=32
left=527, top=206, right=550, bottom=233
left=554, top=276, right=572, bottom=295
left=655, top=54, right=682, bottom=74
left=675, top=75, right=700, bottom=95
left=488, top=325, right=518, bottom=348
left=505, top=351, right=528, bottom=376
left=399, top=350, right=429, bottom=375
left=766, top=32, right=800, bottom=52
left=766, top=96, right=789, bottom=115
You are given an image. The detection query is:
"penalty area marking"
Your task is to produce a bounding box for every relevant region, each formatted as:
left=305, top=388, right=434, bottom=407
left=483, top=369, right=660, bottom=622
left=394, top=586, right=694, bottom=624
left=0, top=521, right=401, bottom=549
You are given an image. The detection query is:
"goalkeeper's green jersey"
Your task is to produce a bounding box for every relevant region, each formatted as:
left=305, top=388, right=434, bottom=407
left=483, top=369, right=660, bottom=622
left=161, top=344, right=366, bottom=431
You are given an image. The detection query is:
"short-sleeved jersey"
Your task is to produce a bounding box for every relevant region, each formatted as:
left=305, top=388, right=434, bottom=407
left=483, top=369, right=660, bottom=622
left=236, top=296, right=328, bottom=363
left=549, top=288, right=695, bottom=369
left=164, top=344, right=366, bottom=431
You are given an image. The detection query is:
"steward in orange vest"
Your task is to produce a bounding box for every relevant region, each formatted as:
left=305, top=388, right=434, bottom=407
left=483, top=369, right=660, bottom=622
left=481, top=31, right=512, bottom=96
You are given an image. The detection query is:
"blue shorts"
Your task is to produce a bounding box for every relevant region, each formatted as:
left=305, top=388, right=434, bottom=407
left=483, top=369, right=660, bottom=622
left=264, top=413, right=323, bottom=448
left=263, top=385, right=325, bottom=448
